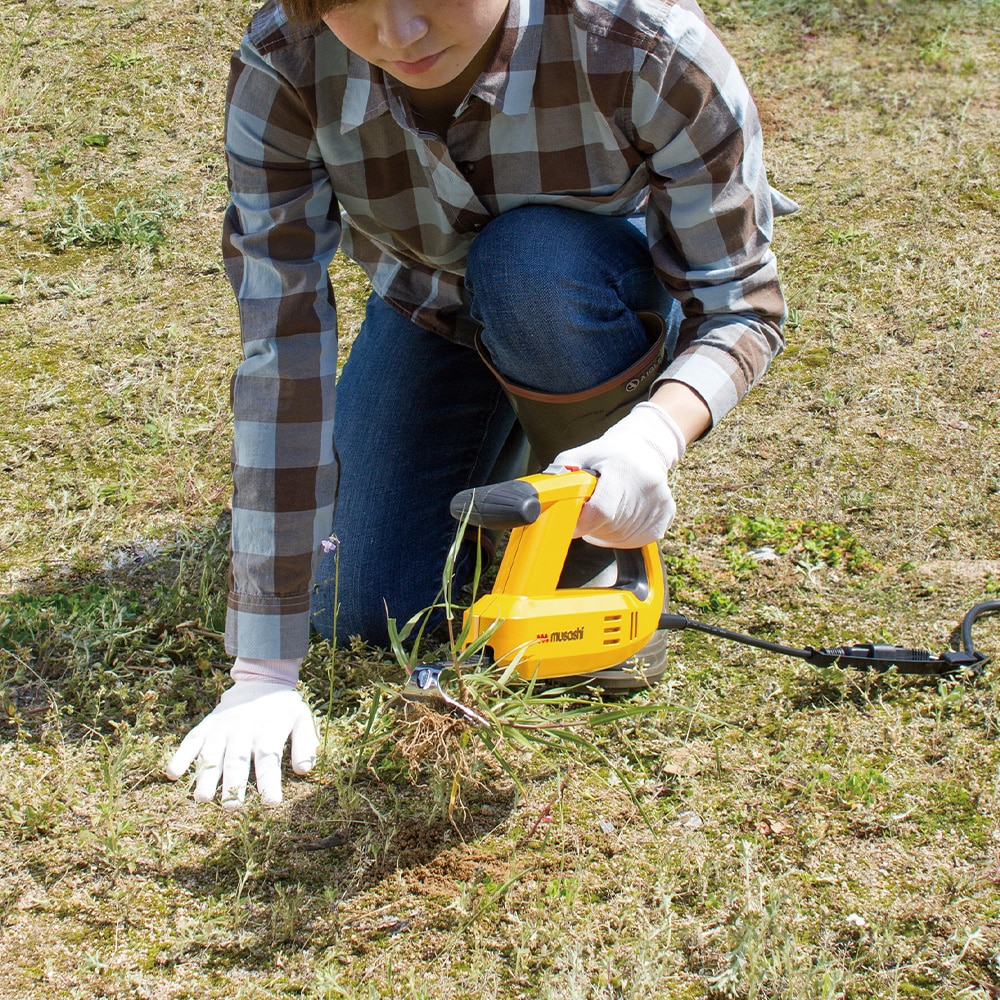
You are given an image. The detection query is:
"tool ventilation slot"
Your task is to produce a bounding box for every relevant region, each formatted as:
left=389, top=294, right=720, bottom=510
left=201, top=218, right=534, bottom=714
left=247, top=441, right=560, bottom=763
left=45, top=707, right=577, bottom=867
left=603, top=614, right=623, bottom=646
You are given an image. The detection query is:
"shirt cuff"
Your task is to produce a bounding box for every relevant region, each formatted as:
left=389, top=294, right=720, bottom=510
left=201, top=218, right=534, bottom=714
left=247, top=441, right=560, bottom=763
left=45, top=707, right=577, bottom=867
left=225, top=593, right=312, bottom=661
left=654, top=350, right=744, bottom=428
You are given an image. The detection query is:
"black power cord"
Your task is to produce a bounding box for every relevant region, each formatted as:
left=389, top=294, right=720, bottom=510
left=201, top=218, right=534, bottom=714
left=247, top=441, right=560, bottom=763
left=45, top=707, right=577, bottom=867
left=658, top=600, right=999, bottom=677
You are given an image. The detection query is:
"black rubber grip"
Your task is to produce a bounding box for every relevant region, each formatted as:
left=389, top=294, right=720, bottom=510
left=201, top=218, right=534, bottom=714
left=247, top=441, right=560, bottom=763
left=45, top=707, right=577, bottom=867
left=450, top=480, right=541, bottom=529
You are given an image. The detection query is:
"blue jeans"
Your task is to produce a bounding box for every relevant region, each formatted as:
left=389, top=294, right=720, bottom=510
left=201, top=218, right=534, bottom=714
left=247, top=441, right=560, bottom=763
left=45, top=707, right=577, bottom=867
left=310, top=206, right=681, bottom=645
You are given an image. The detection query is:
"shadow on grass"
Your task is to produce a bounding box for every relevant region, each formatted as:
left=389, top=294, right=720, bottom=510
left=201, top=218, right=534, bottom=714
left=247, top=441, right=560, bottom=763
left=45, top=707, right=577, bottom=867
left=0, top=511, right=448, bottom=740
left=174, top=776, right=517, bottom=887
left=155, top=763, right=522, bottom=965
left=0, top=512, right=236, bottom=740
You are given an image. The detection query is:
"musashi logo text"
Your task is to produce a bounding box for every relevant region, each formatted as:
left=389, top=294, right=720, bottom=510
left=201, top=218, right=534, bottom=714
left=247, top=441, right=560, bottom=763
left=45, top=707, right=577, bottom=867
left=535, top=627, right=585, bottom=643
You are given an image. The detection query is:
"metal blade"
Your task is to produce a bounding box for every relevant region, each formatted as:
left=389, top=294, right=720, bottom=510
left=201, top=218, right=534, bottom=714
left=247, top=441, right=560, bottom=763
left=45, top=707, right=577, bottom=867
left=388, top=662, right=489, bottom=727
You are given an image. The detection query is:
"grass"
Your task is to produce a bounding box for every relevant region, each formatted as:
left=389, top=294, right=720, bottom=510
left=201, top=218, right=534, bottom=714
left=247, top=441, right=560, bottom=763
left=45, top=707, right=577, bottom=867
left=2, top=0, right=1000, bottom=997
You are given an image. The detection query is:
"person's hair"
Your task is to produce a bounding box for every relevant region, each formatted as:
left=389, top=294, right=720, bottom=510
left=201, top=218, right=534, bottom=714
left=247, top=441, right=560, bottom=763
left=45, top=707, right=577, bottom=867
left=281, top=0, right=336, bottom=26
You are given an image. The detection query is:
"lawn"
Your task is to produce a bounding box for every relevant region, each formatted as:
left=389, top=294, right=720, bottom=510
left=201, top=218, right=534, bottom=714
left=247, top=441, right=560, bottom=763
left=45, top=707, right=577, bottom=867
left=1, top=1, right=999, bottom=997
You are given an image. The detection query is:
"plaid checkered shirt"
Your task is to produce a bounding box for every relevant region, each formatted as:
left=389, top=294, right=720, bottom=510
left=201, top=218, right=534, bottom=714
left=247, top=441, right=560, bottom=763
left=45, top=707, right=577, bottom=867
left=222, top=0, right=789, bottom=659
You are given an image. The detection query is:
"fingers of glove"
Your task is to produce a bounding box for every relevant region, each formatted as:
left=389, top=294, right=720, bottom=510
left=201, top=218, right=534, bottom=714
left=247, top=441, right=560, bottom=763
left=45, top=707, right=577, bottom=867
left=290, top=708, right=320, bottom=775
left=254, top=750, right=284, bottom=806
left=192, top=734, right=228, bottom=804
left=574, top=502, right=650, bottom=548
left=248, top=717, right=295, bottom=805
left=164, top=726, right=207, bottom=781
left=580, top=507, right=675, bottom=548
left=164, top=730, right=201, bottom=781
left=573, top=502, right=618, bottom=547
left=575, top=475, right=676, bottom=548
left=220, top=737, right=254, bottom=811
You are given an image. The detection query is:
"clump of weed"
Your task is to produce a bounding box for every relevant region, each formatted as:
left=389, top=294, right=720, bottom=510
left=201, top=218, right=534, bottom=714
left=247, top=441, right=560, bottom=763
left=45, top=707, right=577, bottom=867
left=44, top=192, right=182, bottom=252
left=387, top=703, right=479, bottom=779
left=726, top=513, right=875, bottom=573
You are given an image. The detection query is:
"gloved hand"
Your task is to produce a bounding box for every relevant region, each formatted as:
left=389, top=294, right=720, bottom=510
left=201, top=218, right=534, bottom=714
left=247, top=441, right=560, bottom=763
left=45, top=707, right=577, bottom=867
left=546, top=400, right=686, bottom=548
left=165, top=657, right=318, bottom=809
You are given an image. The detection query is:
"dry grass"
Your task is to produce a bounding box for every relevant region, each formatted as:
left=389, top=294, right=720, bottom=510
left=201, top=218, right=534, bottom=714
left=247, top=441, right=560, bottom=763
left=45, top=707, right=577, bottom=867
left=2, top=0, right=1000, bottom=997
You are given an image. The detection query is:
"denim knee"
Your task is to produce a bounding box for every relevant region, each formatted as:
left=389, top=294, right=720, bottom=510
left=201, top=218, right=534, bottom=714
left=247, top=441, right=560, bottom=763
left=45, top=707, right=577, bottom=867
left=466, top=206, right=649, bottom=326
left=466, top=206, right=670, bottom=392
left=467, top=206, right=573, bottom=318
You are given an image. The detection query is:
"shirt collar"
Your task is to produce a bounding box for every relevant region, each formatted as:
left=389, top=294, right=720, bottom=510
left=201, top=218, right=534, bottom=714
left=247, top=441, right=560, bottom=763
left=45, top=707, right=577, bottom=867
left=338, top=0, right=544, bottom=132
left=341, top=50, right=390, bottom=132
left=467, top=0, right=543, bottom=117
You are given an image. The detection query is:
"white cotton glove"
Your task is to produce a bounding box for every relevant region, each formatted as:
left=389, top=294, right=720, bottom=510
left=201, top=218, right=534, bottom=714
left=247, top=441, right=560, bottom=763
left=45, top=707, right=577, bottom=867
left=165, top=658, right=318, bottom=809
left=546, top=401, right=687, bottom=548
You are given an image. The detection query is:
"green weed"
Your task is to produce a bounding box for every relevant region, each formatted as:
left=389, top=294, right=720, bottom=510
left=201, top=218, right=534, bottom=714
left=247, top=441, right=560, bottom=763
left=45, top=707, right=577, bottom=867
left=44, top=193, right=182, bottom=252
left=726, top=514, right=875, bottom=573
left=87, top=732, right=139, bottom=874
left=107, top=48, right=148, bottom=71
left=363, top=514, right=714, bottom=830
left=918, top=24, right=954, bottom=66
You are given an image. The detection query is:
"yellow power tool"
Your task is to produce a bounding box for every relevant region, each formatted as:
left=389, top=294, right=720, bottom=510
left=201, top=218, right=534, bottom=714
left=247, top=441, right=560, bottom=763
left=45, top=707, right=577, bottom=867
left=393, top=470, right=665, bottom=720
left=452, top=469, right=664, bottom=680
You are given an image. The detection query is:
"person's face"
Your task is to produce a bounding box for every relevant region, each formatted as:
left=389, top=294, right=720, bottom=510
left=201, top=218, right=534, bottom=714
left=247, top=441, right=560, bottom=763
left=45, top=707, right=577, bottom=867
left=323, top=0, right=508, bottom=90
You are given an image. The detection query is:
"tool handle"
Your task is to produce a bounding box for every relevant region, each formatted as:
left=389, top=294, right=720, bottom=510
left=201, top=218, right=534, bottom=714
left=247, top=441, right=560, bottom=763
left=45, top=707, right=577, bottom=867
left=451, top=471, right=598, bottom=530
left=450, top=479, right=541, bottom=529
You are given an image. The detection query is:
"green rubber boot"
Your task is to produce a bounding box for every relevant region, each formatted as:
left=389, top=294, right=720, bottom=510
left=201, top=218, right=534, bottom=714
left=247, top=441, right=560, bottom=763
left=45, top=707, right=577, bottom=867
left=475, top=312, right=667, bottom=470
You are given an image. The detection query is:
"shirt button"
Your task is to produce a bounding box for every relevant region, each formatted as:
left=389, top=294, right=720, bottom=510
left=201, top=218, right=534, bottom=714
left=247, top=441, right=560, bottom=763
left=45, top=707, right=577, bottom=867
left=459, top=162, right=475, bottom=176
